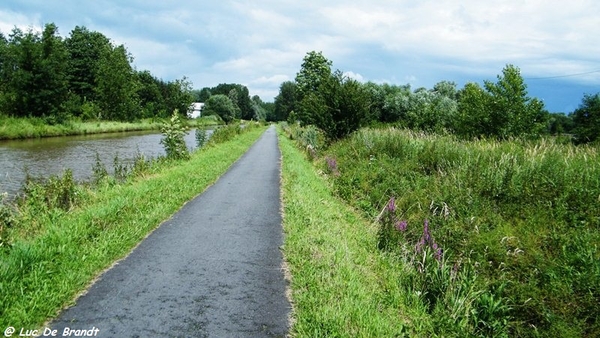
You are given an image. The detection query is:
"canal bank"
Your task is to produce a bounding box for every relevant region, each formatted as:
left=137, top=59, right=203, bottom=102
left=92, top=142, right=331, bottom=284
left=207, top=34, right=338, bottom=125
left=0, top=116, right=223, bottom=141
left=0, top=127, right=213, bottom=197
left=0, top=124, right=268, bottom=329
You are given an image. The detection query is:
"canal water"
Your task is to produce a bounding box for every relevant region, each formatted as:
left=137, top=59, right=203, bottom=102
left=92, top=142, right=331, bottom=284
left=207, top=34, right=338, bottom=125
left=0, top=129, right=212, bottom=197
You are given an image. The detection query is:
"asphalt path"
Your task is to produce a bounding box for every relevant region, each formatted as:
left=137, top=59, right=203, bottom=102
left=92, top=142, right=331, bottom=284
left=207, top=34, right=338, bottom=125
left=50, top=125, right=290, bottom=337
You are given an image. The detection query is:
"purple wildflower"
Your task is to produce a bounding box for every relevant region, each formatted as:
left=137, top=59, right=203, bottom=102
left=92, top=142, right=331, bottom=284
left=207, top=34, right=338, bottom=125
left=423, top=219, right=431, bottom=245
left=395, top=220, right=408, bottom=232
left=325, top=156, right=340, bottom=176
left=387, top=197, right=396, bottom=213
left=432, top=243, right=443, bottom=261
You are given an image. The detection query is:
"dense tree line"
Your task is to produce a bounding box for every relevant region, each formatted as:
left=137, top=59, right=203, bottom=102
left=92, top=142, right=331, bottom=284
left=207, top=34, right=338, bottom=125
left=275, top=51, right=599, bottom=144
left=0, top=23, right=193, bottom=123
left=194, top=83, right=274, bottom=123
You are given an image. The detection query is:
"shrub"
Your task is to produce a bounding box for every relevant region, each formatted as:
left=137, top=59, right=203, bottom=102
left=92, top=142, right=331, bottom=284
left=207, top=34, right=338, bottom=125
left=160, top=109, right=190, bottom=160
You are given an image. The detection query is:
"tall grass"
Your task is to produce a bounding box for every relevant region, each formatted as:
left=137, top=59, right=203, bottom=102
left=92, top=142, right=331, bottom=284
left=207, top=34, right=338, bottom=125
left=290, top=125, right=599, bottom=337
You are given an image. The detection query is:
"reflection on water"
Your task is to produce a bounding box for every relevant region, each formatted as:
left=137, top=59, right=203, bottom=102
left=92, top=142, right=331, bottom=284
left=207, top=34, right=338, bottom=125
left=0, top=129, right=212, bottom=196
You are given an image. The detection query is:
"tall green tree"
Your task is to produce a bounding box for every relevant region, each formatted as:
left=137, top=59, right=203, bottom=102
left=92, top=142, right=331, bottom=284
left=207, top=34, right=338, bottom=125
left=65, top=26, right=111, bottom=105
left=483, top=64, right=547, bottom=138
left=456, top=64, right=547, bottom=139
left=295, top=51, right=332, bottom=100
left=572, top=93, right=600, bottom=144
left=95, top=44, right=139, bottom=121
left=0, top=24, right=69, bottom=120
left=274, top=81, right=298, bottom=122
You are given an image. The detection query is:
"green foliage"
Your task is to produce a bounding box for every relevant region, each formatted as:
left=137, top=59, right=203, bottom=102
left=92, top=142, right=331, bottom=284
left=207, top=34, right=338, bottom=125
left=95, top=45, right=139, bottom=121
left=572, top=93, right=600, bottom=144
left=195, top=128, right=208, bottom=148
left=457, top=65, right=548, bottom=139
left=160, top=110, right=190, bottom=160
left=208, top=122, right=261, bottom=145
left=301, top=71, right=370, bottom=140
left=203, top=94, right=237, bottom=124
left=22, top=169, right=80, bottom=212
left=274, top=81, right=298, bottom=122
left=207, top=83, right=252, bottom=120
left=0, top=24, right=69, bottom=120
left=319, top=127, right=599, bottom=336
left=0, top=23, right=192, bottom=123
left=295, top=51, right=332, bottom=100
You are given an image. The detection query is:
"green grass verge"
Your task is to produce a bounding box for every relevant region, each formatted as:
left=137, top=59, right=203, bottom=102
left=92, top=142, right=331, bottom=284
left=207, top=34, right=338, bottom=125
left=0, top=125, right=267, bottom=328
left=278, top=127, right=429, bottom=337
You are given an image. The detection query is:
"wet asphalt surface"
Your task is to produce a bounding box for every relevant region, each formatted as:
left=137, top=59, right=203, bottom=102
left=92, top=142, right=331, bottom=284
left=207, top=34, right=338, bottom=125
left=50, top=125, right=290, bottom=337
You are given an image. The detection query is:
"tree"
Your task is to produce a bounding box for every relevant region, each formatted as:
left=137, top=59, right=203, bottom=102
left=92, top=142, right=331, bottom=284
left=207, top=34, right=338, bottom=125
left=572, top=93, right=600, bottom=144
left=295, top=51, right=332, bottom=101
left=65, top=26, right=111, bottom=104
left=456, top=65, right=547, bottom=139
left=95, top=44, right=139, bottom=121
left=0, top=24, right=69, bottom=121
left=483, top=64, right=547, bottom=138
left=203, top=94, right=237, bottom=123
left=210, top=83, right=252, bottom=119
left=302, top=70, right=370, bottom=140
left=274, top=81, right=298, bottom=122
left=250, top=95, right=267, bottom=121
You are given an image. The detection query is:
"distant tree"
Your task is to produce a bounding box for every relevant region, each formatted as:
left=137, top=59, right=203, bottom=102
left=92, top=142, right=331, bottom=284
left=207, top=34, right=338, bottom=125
left=164, top=77, right=194, bottom=118
left=547, top=112, right=574, bottom=135
left=456, top=65, right=547, bottom=139
left=250, top=95, right=267, bottom=121
left=295, top=51, right=332, bottom=101
left=404, top=87, right=457, bottom=132
left=483, top=64, right=547, bottom=138
left=274, top=81, right=298, bottom=122
left=136, top=70, right=165, bottom=118
left=0, top=24, right=69, bottom=121
left=203, top=94, right=237, bottom=124
left=572, top=93, right=600, bottom=144
left=302, top=70, right=370, bottom=140
left=95, top=44, right=139, bottom=121
left=210, top=83, right=252, bottom=119
left=198, top=87, right=211, bottom=102
left=263, top=101, right=276, bottom=122
left=65, top=26, right=111, bottom=104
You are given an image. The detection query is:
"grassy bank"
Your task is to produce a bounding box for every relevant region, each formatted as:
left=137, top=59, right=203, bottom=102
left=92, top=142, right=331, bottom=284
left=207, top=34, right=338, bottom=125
left=285, top=124, right=599, bottom=337
left=0, top=124, right=267, bottom=328
left=279, top=127, right=426, bottom=337
left=0, top=115, right=224, bottom=140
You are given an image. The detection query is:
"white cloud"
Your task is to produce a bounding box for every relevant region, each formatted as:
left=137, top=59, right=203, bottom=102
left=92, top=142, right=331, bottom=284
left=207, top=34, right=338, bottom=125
left=0, top=0, right=598, bottom=108
left=343, top=71, right=364, bottom=81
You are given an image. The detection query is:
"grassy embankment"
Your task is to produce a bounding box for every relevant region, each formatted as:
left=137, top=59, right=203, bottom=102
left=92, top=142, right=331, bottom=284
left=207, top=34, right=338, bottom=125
left=281, top=124, right=599, bottom=337
left=0, top=123, right=267, bottom=328
left=279, top=127, right=416, bottom=337
left=0, top=115, right=223, bottom=140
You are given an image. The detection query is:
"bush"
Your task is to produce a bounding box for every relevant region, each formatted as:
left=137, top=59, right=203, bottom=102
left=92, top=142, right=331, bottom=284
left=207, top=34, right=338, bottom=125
left=160, top=110, right=190, bottom=160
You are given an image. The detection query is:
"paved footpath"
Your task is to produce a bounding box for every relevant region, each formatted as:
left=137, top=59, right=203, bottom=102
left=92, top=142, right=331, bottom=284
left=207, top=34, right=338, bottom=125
left=50, top=125, right=290, bottom=337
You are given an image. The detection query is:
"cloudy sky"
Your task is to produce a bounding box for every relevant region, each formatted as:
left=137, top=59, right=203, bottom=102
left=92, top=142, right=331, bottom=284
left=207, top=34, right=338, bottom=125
left=1, top=0, right=599, bottom=113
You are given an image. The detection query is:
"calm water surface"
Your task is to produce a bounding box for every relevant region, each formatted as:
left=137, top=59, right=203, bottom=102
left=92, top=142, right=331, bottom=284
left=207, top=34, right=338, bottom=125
left=0, top=129, right=212, bottom=197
